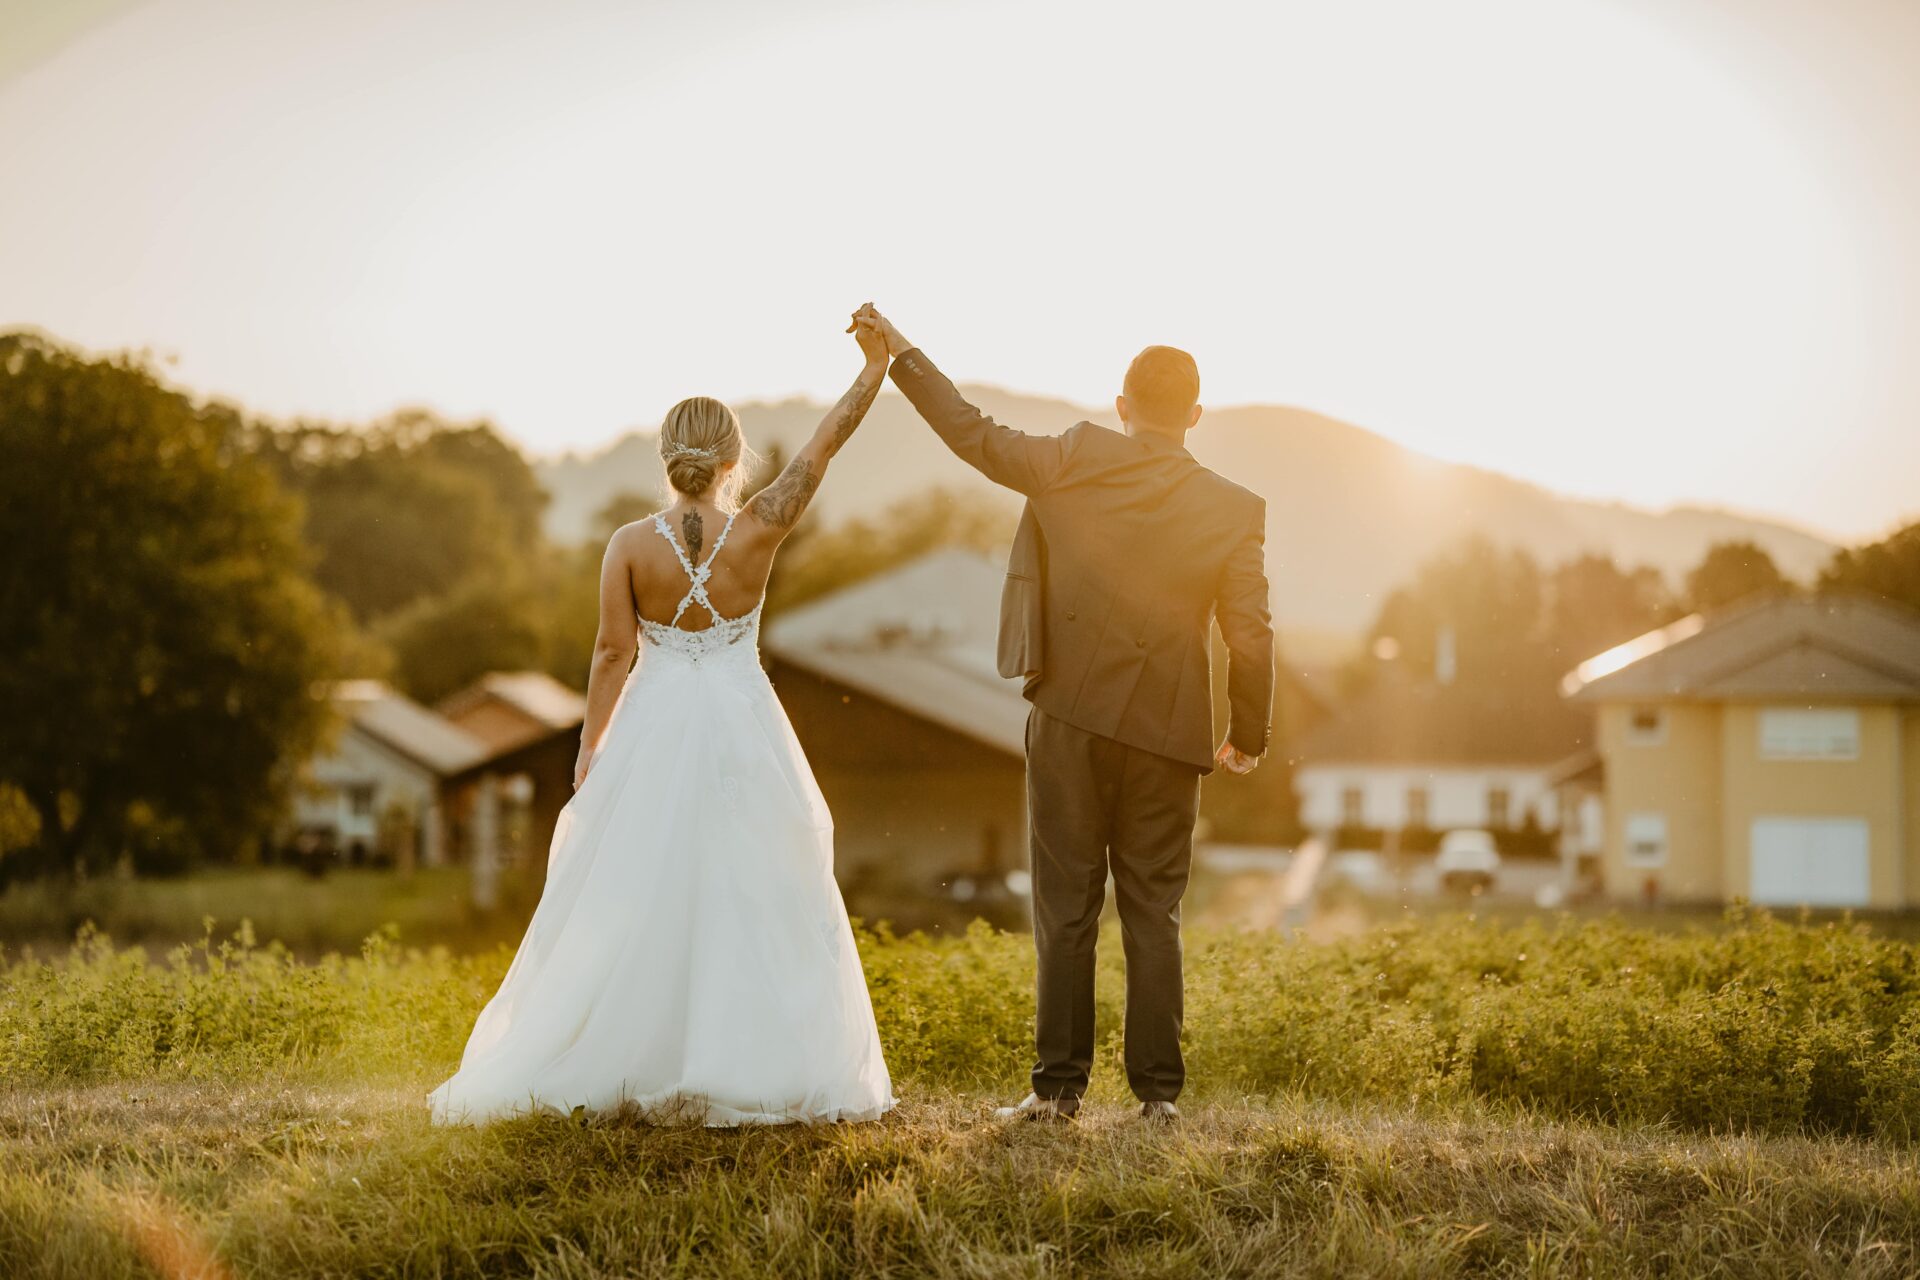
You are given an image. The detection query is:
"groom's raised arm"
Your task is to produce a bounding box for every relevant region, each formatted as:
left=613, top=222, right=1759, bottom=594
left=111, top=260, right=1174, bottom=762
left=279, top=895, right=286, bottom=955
left=888, top=347, right=1073, bottom=497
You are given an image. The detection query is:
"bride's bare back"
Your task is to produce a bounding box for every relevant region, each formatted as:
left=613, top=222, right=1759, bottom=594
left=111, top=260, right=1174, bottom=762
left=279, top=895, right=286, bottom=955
left=623, top=500, right=772, bottom=630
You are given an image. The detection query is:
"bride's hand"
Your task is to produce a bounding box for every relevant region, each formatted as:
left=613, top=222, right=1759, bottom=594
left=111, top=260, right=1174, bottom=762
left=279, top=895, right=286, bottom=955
left=847, top=302, right=889, bottom=367
left=573, top=744, right=594, bottom=790
left=850, top=303, right=911, bottom=357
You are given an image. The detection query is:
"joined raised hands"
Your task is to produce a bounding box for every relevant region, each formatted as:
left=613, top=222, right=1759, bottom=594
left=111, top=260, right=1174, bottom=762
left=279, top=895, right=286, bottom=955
left=846, top=301, right=890, bottom=366
left=849, top=303, right=912, bottom=358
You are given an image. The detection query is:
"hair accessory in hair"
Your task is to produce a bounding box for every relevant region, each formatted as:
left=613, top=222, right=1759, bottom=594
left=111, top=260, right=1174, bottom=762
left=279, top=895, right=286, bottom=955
left=662, top=443, right=718, bottom=462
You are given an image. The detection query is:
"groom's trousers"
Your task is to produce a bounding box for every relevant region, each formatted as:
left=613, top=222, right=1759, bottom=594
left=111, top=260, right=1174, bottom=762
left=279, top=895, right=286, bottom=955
left=1026, top=707, right=1202, bottom=1104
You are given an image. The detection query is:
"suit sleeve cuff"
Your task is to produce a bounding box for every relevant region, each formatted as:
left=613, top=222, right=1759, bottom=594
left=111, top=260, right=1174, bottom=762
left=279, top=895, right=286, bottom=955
left=888, top=348, right=927, bottom=385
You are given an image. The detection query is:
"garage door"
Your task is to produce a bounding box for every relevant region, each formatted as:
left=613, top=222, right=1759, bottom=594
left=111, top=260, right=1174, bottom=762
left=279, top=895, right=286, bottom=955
left=1749, top=818, right=1870, bottom=907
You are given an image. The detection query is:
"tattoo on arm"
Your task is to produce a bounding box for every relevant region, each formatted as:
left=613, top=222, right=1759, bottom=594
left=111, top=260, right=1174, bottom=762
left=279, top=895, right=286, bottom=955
left=744, top=369, right=875, bottom=531
left=823, top=371, right=882, bottom=457
left=682, top=509, right=704, bottom=562
left=747, top=457, right=819, bottom=529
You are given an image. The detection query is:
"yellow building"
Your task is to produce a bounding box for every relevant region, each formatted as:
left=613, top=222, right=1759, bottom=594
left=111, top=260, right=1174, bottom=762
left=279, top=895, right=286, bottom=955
left=1562, top=595, right=1920, bottom=908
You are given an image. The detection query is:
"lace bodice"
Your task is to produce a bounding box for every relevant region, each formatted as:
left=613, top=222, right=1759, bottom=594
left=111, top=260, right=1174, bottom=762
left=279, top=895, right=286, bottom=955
left=637, top=511, right=763, bottom=663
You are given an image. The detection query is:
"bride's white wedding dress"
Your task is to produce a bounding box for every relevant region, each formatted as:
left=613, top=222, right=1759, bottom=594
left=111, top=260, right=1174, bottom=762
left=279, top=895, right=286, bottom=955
left=429, top=512, right=894, bottom=1126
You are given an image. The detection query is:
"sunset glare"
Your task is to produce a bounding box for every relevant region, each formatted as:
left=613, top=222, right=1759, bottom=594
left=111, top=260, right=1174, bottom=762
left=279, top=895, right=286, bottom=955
left=3, top=0, right=1914, bottom=539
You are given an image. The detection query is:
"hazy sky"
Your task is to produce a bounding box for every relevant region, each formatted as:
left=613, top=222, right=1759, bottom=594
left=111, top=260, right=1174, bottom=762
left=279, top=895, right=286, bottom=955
left=2, top=0, right=1914, bottom=541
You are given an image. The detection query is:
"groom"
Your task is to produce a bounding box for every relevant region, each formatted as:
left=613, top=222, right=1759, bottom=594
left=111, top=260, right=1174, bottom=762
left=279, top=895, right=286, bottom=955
left=854, top=306, right=1274, bottom=1122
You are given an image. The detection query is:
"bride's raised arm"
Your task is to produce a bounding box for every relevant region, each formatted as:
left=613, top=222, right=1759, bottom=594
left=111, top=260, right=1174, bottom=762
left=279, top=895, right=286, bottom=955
left=741, top=312, right=889, bottom=538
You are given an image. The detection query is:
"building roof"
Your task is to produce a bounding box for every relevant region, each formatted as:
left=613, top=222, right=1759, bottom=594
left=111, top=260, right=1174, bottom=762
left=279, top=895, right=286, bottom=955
left=437, top=670, right=588, bottom=750
left=332, top=680, right=491, bottom=777
left=1541, top=747, right=1603, bottom=790
left=1295, top=669, right=1593, bottom=767
left=1562, top=594, right=1920, bottom=703
left=763, top=550, right=1028, bottom=757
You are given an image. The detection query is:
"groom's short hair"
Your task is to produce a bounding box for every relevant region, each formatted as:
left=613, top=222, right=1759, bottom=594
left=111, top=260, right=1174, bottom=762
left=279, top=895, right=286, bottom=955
left=1124, top=346, right=1201, bottom=428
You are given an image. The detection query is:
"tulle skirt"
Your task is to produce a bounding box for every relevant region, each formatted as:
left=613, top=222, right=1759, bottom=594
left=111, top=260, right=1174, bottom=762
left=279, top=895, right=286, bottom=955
left=428, top=643, right=895, bottom=1126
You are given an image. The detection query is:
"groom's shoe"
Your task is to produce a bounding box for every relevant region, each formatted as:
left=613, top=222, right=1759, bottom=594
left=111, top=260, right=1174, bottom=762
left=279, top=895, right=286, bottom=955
left=1138, top=1100, right=1179, bottom=1124
left=994, top=1093, right=1079, bottom=1123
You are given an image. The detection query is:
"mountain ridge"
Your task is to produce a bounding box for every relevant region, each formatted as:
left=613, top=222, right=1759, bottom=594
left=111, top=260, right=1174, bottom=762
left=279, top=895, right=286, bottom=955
left=535, top=386, right=1836, bottom=632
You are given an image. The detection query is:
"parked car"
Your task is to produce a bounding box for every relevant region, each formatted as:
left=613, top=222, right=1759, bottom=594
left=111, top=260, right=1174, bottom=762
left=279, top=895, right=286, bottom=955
left=1435, top=830, right=1501, bottom=894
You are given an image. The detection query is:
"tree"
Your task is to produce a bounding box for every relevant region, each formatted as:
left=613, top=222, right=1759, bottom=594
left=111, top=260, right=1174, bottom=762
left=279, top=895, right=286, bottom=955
left=1686, top=540, right=1791, bottom=614
left=1354, top=539, right=1679, bottom=694
left=1360, top=537, right=1547, bottom=690
left=0, top=332, right=340, bottom=881
left=1546, top=553, right=1675, bottom=669
left=250, top=410, right=549, bottom=623
left=1819, top=520, right=1920, bottom=614
left=378, top=574, right=548, bottom=705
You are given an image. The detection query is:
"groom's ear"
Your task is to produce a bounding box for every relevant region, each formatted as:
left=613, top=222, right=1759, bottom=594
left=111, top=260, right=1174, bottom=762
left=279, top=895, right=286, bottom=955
left=1114, top=394, right=1129, bottom=426
left=1188, top=403, right=1204, bottom=430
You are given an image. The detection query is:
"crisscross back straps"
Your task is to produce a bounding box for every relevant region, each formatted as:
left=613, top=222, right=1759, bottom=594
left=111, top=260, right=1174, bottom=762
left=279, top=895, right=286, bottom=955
left=650, top=511, right=740, bottom=626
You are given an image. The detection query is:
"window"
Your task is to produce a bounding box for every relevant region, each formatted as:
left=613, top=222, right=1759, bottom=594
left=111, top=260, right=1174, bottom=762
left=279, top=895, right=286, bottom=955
left=1405, top=787, right=1430, bottom=830
left=1760, top=708, right=1859, bottom=760
left=1626, top=706, right=1666, bottom=745
left=346, top=784, right=376, bottom=818
left=1340, top=786, right=1365, bottom=828
left=1487, top=786, right=1511, bottom=830
left=1625, top=813, right=1668, bottom=867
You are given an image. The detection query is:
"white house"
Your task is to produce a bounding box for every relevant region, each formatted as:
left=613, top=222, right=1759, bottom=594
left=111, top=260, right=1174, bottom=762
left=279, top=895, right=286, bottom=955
left=1293, top=669, right=1593, bottom=847
left=290, top=680, right=489, bottom=867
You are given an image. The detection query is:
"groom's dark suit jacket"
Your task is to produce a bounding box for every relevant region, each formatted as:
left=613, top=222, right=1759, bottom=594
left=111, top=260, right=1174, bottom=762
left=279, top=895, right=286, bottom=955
left=890, top=349, right=1274, bottom=772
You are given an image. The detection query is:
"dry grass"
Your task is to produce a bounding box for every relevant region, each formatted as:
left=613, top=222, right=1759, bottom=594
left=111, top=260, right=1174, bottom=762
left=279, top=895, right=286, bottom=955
left=4, top=1083, right=1918, bottom=1278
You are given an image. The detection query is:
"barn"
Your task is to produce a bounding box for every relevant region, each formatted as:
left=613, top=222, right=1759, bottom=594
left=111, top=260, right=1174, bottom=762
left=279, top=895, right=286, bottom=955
left=763, top=550, right=1030, bottom=928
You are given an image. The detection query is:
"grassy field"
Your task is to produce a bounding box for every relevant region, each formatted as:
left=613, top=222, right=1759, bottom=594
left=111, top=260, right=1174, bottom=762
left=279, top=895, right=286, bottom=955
left=5, top=912, right=1920, bottom=1276
left=9, top=1084, right=1919, bottom=1279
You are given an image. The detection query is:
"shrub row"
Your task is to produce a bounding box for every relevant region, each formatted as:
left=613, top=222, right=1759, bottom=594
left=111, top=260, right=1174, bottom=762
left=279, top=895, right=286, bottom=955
left=3, top=912, right=1918, bottom=1140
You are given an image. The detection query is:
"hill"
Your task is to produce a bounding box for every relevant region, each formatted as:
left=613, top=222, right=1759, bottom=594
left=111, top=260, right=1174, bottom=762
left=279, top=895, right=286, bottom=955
left=536, top=388, right=1835, bottom=632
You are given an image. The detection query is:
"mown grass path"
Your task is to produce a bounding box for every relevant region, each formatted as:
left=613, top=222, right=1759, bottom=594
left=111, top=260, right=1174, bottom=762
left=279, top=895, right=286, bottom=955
left=5, top=1083, right=1919, bottom=1278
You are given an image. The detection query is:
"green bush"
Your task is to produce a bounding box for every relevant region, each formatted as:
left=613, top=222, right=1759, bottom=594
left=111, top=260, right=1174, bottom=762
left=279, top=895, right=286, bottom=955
left=5, top=911, right=1920, bottom=1142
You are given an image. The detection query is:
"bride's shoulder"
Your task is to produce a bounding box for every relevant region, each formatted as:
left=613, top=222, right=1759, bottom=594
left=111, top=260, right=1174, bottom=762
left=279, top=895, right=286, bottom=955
left=604, top=512, right=670, bottom=556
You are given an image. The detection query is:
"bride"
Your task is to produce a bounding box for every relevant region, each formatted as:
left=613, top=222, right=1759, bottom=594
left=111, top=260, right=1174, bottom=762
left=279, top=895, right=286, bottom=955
left=430, top=313, right=896, bottom=1126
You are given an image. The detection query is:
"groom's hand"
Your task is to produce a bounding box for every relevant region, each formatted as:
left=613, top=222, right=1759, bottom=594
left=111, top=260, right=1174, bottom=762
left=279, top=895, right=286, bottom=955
left=1215, top=741, right=1260, bottom=775
left=850, top=303, right=913, bottom=358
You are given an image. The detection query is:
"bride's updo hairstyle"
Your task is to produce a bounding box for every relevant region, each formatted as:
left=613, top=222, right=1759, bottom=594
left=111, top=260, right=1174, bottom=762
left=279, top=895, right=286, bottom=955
left=660, top=396, right=758, bottom=511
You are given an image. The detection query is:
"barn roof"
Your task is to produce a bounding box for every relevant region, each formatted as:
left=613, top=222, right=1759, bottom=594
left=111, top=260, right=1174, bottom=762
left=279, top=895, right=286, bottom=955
left=1561, top=594, right=1920, bottom=703
left=438, top=670, right=587, bottom=733
left=764, top=550, right=1027, bottom=757
left=332, top=680, right=490, bottom=777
